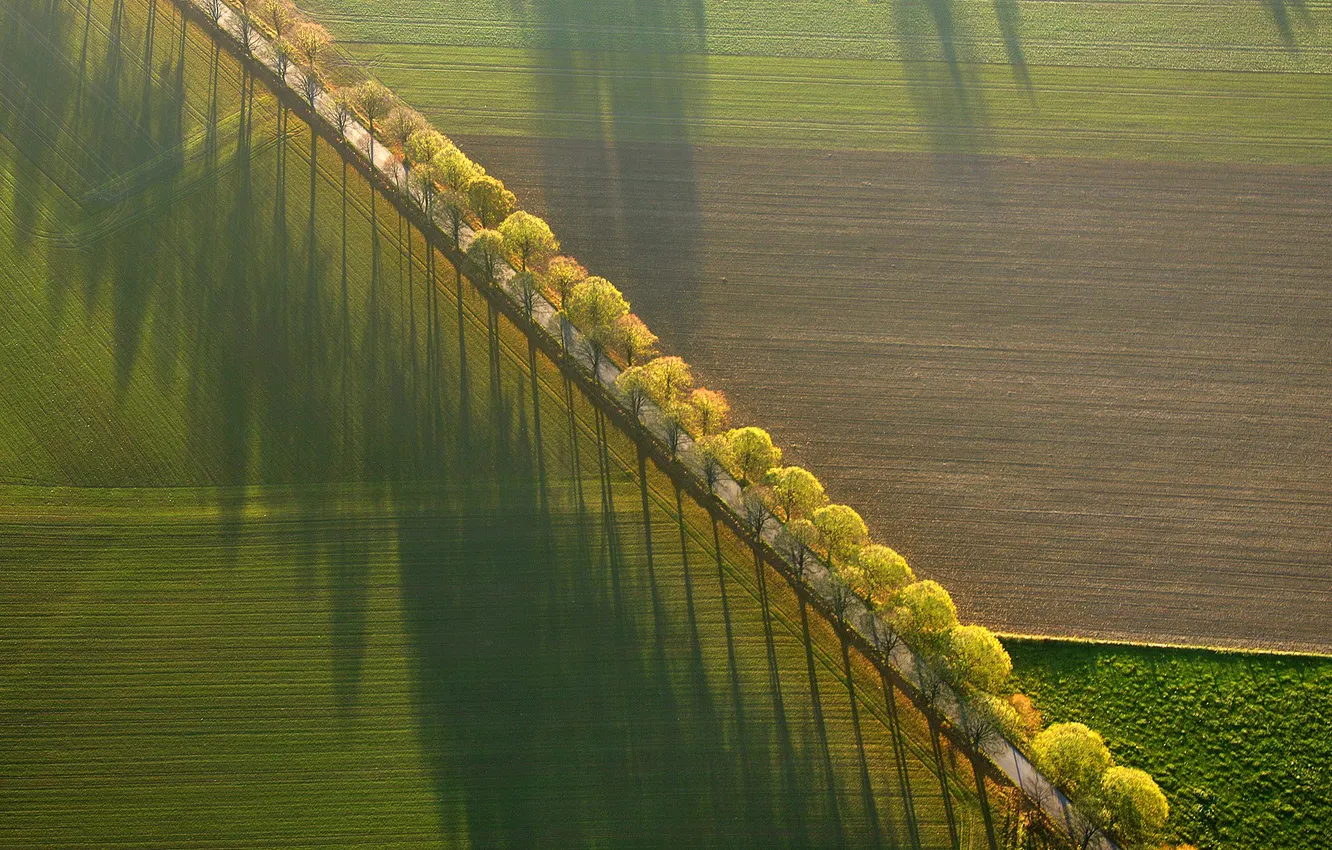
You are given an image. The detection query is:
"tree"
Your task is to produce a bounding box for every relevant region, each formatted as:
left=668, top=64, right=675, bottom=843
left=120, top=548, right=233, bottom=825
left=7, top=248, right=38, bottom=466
left=689, top=388, right=730, bottom=435
left=664, top=407, right=689, bottom=459
left=437, top=148, right=480, bottom=193
left=385, top=107, right=425, bottom=188
left=740, top=486, right=772, bottom=540
left=332, top=89, right=355, bottom=134
left=761, top=466, right=827, bottom=522
left=272, top=35, right=294, bottom=79
left=564, top=276, right=629, bottom=371
left=499, top=211, right=559, bottom=272
left=386, top=107, right=426, bottom=155
left=957, top=694, right=1022, bottom=850
left=410, top=158, right=444, bottom=215
left=238, top=9, right=257, bottom=55
left=542, top=256, right=587, bottom=307
left=513, top=271, right=540, bottom=320
left=812, top=503, right=867, bottom=565
left=695, top=434, right=731, bottom=491
left=944, top=624, right=1012, bottom=694
left=292, top=23, right=330, bottom=104
left=1100, top=767, right=1168, bottom=849
left=891, top=580, right=958, bottom=648
left=466, top=229, right=506, bottom=286
left=614, top=314, right=658, bottom=366
left=352, top=80, right=393, bottom=160
left=725, top=426, right=781, bottom=483
left=635, top=356, right=693, bottom=410
left=405, top=129, right=454, bottom=170
left=828, top=567, right=858, bottom=623
left=777, top=517, right=819, bottom=581
left=1030, top=722, right=1114, bottom=802
left=468, top=174, right=516, bottom=229
left=616, top=366, right=653, bottom=420
left=262, top=0, right=294, bottom=39
left=852, top=543, right=914, bottom=608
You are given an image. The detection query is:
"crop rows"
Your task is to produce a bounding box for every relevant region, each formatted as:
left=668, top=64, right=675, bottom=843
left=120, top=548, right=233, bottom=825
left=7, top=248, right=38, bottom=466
left=0, top=0, right=1000, bottom=843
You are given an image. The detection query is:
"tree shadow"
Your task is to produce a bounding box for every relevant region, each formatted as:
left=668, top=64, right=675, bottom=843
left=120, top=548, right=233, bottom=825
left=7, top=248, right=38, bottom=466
left=4, top=3, right=995, bottom=842
left=1261, top=0, right=1311, bottom=50
left=890, top=0, right=994, bottom=164
left=513, top=0, right=708, bottom=346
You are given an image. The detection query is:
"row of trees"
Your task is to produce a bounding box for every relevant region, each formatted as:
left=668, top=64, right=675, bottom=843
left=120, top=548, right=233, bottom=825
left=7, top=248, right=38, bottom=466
left=225, top=8, right=1169, bottom=847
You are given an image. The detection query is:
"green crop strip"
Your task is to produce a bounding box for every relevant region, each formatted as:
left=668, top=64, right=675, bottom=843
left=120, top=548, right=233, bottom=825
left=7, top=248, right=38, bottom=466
left=298, top=0, right=1332, bottom=164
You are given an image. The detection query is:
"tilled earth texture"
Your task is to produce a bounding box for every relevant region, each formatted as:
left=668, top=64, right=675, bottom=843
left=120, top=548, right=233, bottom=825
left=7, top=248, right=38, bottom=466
left=303, top=0, right=1332, bottom=651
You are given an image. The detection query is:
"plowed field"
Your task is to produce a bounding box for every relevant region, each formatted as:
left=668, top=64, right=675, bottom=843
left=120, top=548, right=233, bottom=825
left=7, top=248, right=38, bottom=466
left=468, top=136, right=1332, bottom=652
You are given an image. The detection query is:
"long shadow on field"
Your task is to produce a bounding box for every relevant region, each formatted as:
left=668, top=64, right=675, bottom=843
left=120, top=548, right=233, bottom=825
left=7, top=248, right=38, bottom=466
left=518, top=0, right=708, bottom=347
left=6, top=5, right=974, bottom=843
left=889, top=0, right=995, bottom=161
left=1262, top=0, right=1311, bottom=49
left=390, top=341, right=919, bottom=845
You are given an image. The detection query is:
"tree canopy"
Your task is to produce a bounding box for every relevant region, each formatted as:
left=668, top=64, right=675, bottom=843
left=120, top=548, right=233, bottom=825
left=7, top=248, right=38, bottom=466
left=385, top=106, right=426, bottom=153
left=353, top=80, right=393, bottom=125
left=689, top=388, right=730, bottom=435
left=292, top=21, right=329, bottom=68
left=565, top=277, right=630, bottom=356
left=466, top=229, right=506, bottom=285
left=779, top=517, right=820, bottom=573
left=542, top=256, right=587, bottom=307
left=435, top=149, right=479, bottom=194
left=468, top=175, right=516, bottom=229
left=404, top=129, right=454, bottom=168
left=762, top=466, right=827, bottom=522
left=892, top=579, right=958, bottom=642
left=1031, top=722, right=1114, bottom=801
left=812, top=503, right=867, bottom=565
left=614, top=314, right=658, bottom=366
left=261, top=0, right=293, bottom=37
left=615, top=366, right=653, bottom=418
left=1100, top=767, right=1169, bottom=849
left=352, top=80, right=393, bottom=158
left=499, top=211, right=559, bottom=272
left=725, top=426, right=781, bottom=483
left=944, top=624, right=1012, bottom=693
left=635, top=356, right=693, bottom=411
left=851, top=543, right=914, bottom=608
left=694, top=434, right=731, bottom=488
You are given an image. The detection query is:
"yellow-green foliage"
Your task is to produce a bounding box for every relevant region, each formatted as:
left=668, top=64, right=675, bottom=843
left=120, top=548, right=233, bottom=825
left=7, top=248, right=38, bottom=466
left=852, top=543, right=913, bottom=608
left=761, top=466, right=827, bottom=522
left=466, top=174, right=516, bottom=229
left=1101, top=766, right=1170, bottom=849
left=724, top=426, right=781, bottom=484
left=498, top=210, right=559, bottom=272
left=564, top=276, right=629, bottom=350
left=1030, top=722, right=1114, bottom=801
left=892, top=580, right=958, bottom=641
left=811, top=503, right=867, bottom=565
left=944, top=624, right=1012, bottom=694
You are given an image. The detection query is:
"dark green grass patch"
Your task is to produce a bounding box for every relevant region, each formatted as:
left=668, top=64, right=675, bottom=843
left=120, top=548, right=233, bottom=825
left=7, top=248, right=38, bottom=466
left=1008, top=638, right=1332, bottom=850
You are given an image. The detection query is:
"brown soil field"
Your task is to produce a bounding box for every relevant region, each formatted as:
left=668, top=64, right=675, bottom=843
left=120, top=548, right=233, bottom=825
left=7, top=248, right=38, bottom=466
left=462, top=135, right=1332, bottom=653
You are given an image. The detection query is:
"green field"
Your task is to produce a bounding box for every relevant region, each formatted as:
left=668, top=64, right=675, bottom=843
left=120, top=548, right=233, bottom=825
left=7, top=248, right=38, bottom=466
left=0, top=0, right=1004, bottom=844
left=302, top=0, right=1332, bottom=163
left=1009, top=639, right=1332, bottom=850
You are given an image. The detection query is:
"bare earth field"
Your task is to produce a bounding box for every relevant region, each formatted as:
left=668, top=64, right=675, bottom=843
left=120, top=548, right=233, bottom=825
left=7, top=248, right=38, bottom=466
left=466, top=134, right=1332, bottom=652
